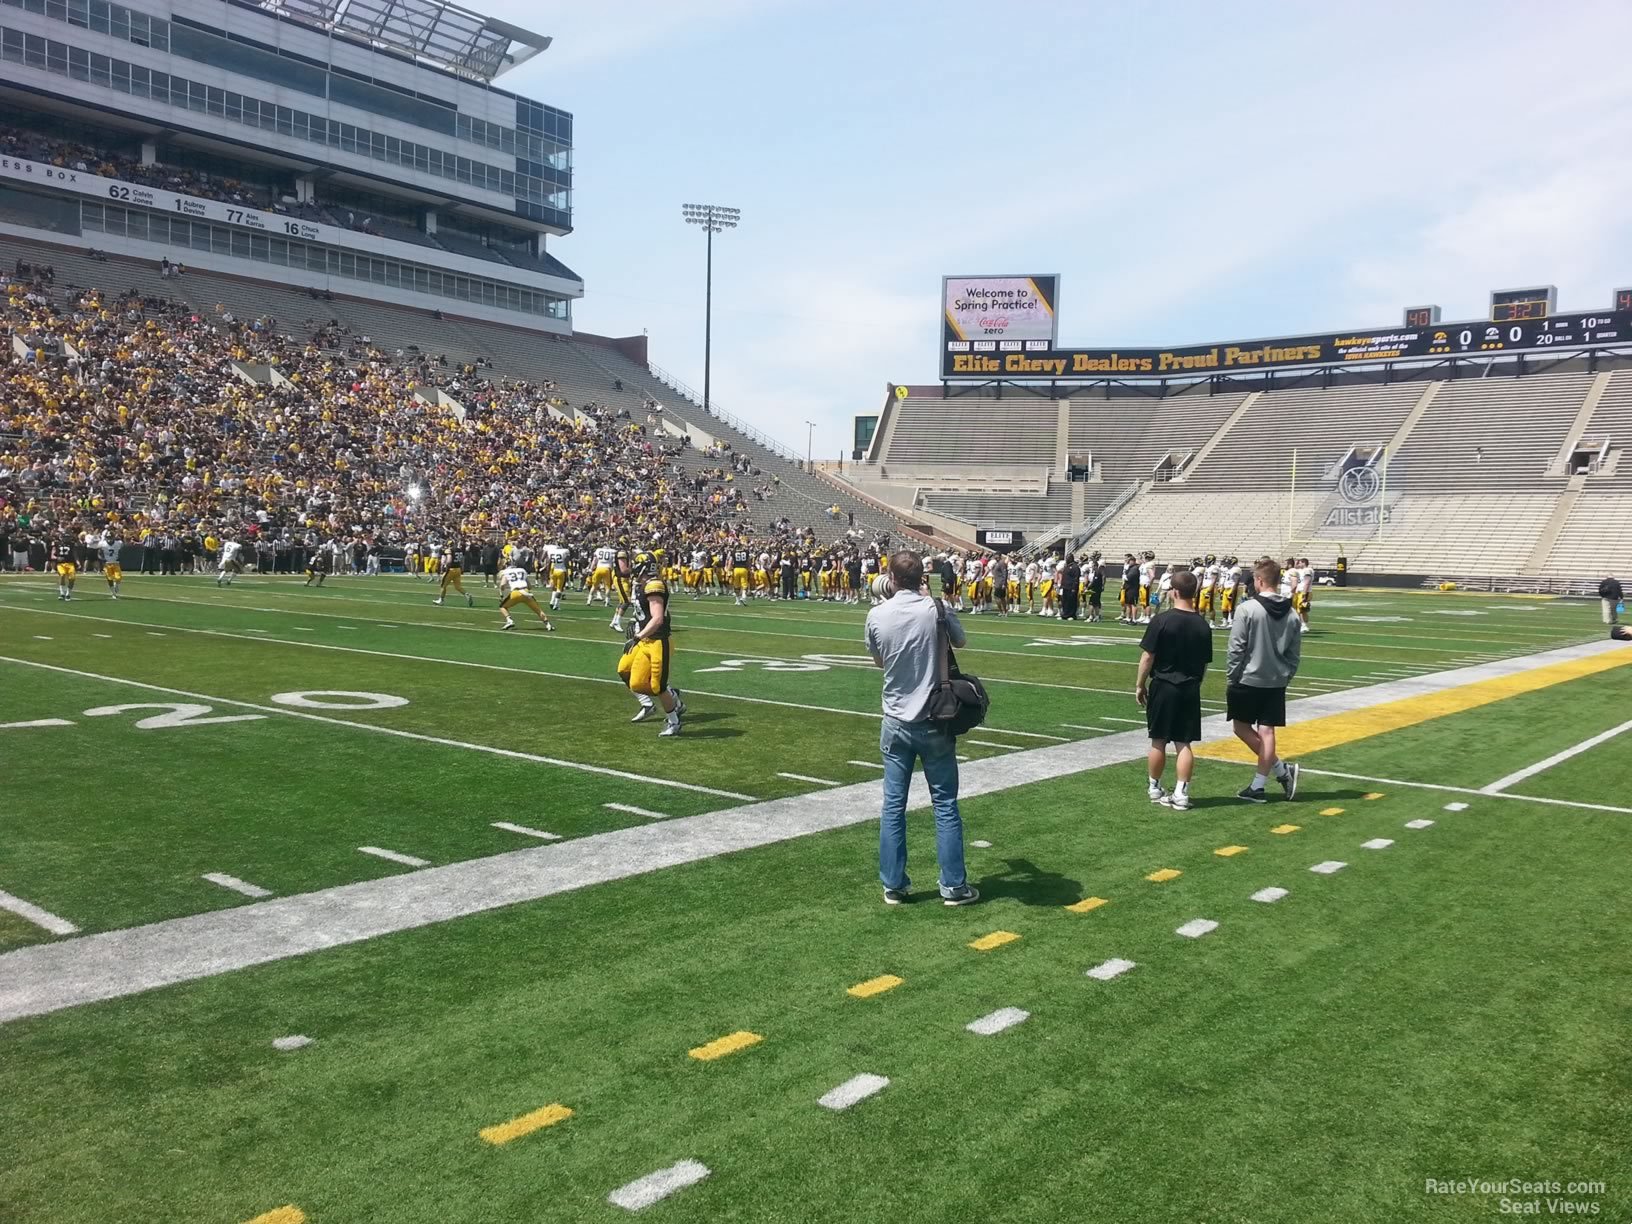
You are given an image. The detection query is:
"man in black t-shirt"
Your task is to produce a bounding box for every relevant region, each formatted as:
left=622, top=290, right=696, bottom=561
left=1135, top=569, right=1212, bottom=810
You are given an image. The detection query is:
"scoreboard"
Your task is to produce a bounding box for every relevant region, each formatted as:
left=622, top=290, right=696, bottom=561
left=1489, top=286, right=1557, bottom=322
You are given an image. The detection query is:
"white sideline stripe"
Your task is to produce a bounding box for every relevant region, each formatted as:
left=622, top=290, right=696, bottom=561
left=4, top=637, right=1628, bottom=1024
left=0, top=719, right=74, bottom=729
left=1175, top=918, right=1218, bottom=939
left=1404, top=819, right=1435, bottom=829
left=1086, top=957, right=1136, bottom=981
left=966, top=1007, right=1029, bottom=1036
left=847, top=760, right=885, bottom=769
left=0, top=602, right=1067, bottom=742
left=1059, top=723, right=1113, bottom=733
left=202, top=873, right=272, bottom=899
left=272, top=1034, right=313, bottom=1051
left=0, top=889, right=78, bottom=936
left=1301, top=767, right=1632, bottom=816
left=358, top=846, right=430, bottom=868
left=491, top=822, right=561, bottom=841
left=1101, top=716, right=1145, bottom=725
left=608, top=1160, right=710, bottom=1211
left=0, top=655, right=754, bottom=802
left=1309, top=861, right=1347, bottom=874
left=970, top=839, right=992, bottom=848
left=1361, top=838, right=1395, bottom=850
left=93, top=633, right=112, bottom=638
left=963, top=739, right=1017, bottom=750
left=603, top=803, right=671, bottom=821
left=778, top=772, right=840, bottom=786
left=31, top=634, right=51, bottom=640
left=1251, top=887, right=1289, bottom=904
left=1480, top=718, right=1632, bottom=794
left=818, top=1073, right=890, bottom=1110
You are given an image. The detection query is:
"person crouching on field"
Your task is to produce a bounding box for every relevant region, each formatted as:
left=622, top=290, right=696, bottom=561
left=1225, top=558, right=1302, bottom=803
left=1136, top=569, right=1211, bottom=810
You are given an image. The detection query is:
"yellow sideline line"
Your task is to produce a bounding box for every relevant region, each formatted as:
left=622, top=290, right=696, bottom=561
left=243, top=1208, right=305, bottom=1224
left=688, top=1031, right=762, bottom=1061
left=1197, top=647, right=1632, bottom=763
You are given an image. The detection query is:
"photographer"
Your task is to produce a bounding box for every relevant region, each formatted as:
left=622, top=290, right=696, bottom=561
left=864, top=551, right=979, bottom=907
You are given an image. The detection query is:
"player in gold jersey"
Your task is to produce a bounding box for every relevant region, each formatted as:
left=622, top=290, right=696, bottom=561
left=616, top=551, right=685, bottom=736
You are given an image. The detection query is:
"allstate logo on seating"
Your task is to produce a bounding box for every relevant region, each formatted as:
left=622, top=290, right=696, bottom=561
left=1339, top=466, right=1381, bottom=504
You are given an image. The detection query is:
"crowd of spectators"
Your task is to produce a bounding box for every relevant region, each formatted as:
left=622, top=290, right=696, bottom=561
left=0, top=261, right=841, bottom=574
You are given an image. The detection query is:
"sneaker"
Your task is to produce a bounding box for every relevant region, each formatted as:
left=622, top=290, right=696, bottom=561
left=631, top=705, right=654, bottom=723
left=432, top=597, right=443, bottom=605
left=1147, top=786, right=1170, bottom=804
left=658, top=720, right=681, bottom=737
left=544, top=621, right=556, bottom=632
left=465, top=593, right=474, bottom=607
left=1161, top=792, right=1193, bottom=811
left=1278, top=761, right=1300, bottom=801
left=501, top=620, right=516, bottom=631
left=882, top=887, right=910, bottom=906
left=1236, top=785, right=1267, bottom=804
left=942, top=885, right=980, bottom=907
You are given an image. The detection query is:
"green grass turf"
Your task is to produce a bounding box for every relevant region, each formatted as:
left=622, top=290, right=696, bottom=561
left=0, top=575, right=1626, bottom=1222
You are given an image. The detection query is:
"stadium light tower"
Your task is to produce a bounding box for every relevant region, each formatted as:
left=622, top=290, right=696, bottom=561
left=682, top=203, right=740, bottom=416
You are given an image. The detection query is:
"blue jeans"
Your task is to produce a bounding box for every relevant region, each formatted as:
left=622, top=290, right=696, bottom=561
left=879, top=715, right=966, bottom=896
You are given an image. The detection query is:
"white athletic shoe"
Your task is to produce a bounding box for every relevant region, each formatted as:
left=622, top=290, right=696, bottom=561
left=1147, top=786, right=1170, bottom=804
left=658, top=720, right=681, bottom=737
left=631, top=705, right=654, bottom=723
left=432, top=597, right=444, bottom=605
left=501, top=619, right=516, bottom=630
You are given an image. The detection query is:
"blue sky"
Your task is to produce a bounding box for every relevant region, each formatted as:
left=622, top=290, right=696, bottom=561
left=487, top=0, right=1632, bottom=458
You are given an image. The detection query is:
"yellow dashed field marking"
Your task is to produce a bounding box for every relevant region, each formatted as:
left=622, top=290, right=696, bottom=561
left=478, top=1103, right=573, bottom=1146
left=968, top=930, right=1021, bottom=952
left=1146, top=868, right=1183, bottom=883
left=244, top=1208, right=305, bottom=1224
left=689, top=1031, right=763, bottom=1061
left=1065, top=896, right=1109, bottom=914
left=1195, top=647, right=1632, bottom=763
left=1320, top=807, right=1346, bottom=816
left=1214, top=845, right=1249, bottom=857
left=1271, top=824, right=1300, bottom=834
left=847, top=974, right=904, bottom=999
left=1364, top=792, right=1386, bottom=800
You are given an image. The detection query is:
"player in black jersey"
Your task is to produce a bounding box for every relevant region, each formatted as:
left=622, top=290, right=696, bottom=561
left=303, top=543, right=330, bottom=587
left=51, top=533, right=78, bottom=600
left=615, top=551, right=686, bottom=736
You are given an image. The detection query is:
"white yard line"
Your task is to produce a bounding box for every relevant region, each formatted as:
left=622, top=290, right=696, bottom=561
left=608, top=1161, right=710, bottom=1211
left=358, top=847, right=430, bottom=868
left=1300, top=767, right=1632, bottom=815
left=2, top=638, right=1626, bottom=1024
left=1059, top=723, right=1113, bottom=734
left=963, top=739, right=1017, bottom=750
left=603, top=803, right=671, bottom=821
left=847, top=759, right=885, bottom=769
left=0, top=889, right=78, bottom=936
left=0, top=603, right=1065, bottom=742
left=777, top=772, right=840, bottom=787
left=491, top=822, right=561, bottom=841
left=817, top=1073, right=890, bottom=1110
left=0, top=655, right=755, bottom=802
left=1479, top=718, right=1632, bottom=795
left=201, top=873, right=273, bottom=899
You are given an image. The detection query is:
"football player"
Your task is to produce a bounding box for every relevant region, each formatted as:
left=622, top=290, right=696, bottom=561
left=51, top=531, right=77, bottom=600
left=616, top=551, right=685, bottom=736
left=586, top=543, right=618, bottom=606
left=432, top=537, right=473, bottom=606
left=100, top=531, right=124, bottom=599
left=545, top=541, right=571, bottom=610
left=216, top=535, right=245, bottom=586
left=499, top=561, right=554, bottom=631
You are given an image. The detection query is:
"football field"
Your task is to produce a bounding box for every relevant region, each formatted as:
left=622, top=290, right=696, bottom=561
left=1, top=575, right=1629, bottom=1223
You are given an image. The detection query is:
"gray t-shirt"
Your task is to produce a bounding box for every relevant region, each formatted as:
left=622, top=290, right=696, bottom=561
left=864, top=591, right=967, bottom=722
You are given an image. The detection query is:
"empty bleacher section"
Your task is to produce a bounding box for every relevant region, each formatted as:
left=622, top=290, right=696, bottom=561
left=1175, top=381, right=1426, bottom=489
left=1391, top=371, right=1593, bottom=489
left=883, top=397, right=1061, bottom=466
left=1092, top=490, right=1295, bottom=564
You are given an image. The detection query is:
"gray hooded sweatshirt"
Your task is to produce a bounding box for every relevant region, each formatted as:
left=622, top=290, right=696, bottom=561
left=1226, top=593, right=1302, bottom=689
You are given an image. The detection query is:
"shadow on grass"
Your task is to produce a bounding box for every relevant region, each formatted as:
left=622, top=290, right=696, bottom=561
left=974, top=856, right=1084, bottom=906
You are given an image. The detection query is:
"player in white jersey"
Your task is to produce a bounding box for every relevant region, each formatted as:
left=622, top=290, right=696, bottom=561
left=99, top=533, right=124, bottom=598
left=216, top=537, right=245, bottom=586
left=543, top=543, right=571, bottom=609
left=499, top=564, right=554, bottom=631
left=1296, top=556, right=1314, bottom=630
left=1280, top=556, right=1299, bottom=602
left=962, top=555, right=985, bottom=613
left=687, top=547, right=707, bottom=597
left=1138, top=555, right=1158, bottom=623
left=586, top=544, right=618, bottom=605
left=1022, top=560, right=1041, bottom=614
left=1199, top=556, right=1221, bottom=624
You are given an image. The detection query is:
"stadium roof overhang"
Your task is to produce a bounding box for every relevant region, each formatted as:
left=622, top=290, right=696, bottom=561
left=262, top=0, right=550, bottom=83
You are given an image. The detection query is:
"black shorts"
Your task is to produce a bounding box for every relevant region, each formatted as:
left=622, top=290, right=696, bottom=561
left=1088, top=591, right=1102, bottom=608
left=1146, top=678, right=1202, bottom=744
left=1226, top=683, right=1286, bottom=727
left=1121, top=585, right=1137, bottom=604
